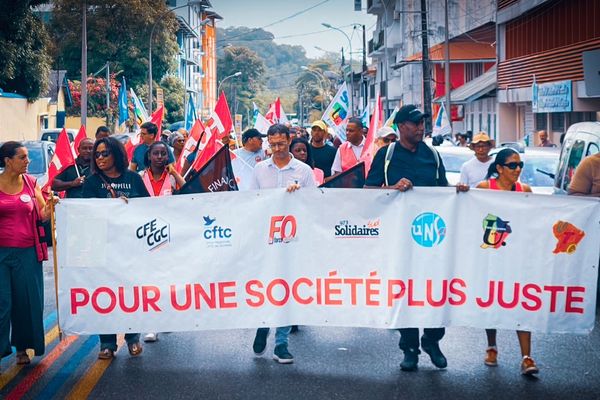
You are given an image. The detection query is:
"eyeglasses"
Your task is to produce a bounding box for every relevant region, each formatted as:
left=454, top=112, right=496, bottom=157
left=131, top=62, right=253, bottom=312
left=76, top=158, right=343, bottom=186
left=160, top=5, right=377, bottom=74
left=502, top=161, right=524, bottom=170
left=95, top=150, right=111, bottom=159
left=268, top=142, right=288, bottom=149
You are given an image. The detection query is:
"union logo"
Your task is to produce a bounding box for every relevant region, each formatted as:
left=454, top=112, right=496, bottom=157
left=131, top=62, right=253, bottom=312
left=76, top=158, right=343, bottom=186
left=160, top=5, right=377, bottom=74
left=552, top=221, right=585, bottom=254
left=481, top=214, right=512, bottom=249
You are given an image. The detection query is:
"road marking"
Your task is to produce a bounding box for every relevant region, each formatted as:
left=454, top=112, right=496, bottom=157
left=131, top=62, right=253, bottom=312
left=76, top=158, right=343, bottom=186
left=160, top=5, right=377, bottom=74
left=4, top=335, right=78, bottom=400
left=0, top=325, right=60, bottom=391
left=65, top=335, right=125, bottom=400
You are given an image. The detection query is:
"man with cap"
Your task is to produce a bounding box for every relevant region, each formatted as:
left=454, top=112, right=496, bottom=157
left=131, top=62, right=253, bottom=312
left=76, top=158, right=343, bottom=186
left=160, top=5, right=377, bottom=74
left=234, top=128, right=267, bottom=168
left=365, top=104, right=468, bottom=372
left=310, top=120, right=337, bottom=179
left=460, top=132, right=495, bottom=187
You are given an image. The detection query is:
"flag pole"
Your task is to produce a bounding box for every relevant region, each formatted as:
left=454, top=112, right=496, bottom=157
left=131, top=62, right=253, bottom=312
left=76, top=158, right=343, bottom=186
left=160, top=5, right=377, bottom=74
left=49, top=191, right=63, bottom=341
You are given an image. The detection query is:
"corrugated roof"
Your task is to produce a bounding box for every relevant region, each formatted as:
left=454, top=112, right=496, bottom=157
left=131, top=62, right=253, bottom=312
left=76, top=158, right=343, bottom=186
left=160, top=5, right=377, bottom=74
left=436, top=66, right=497, bottom=104
left=406, top=41, right=496, bottom=62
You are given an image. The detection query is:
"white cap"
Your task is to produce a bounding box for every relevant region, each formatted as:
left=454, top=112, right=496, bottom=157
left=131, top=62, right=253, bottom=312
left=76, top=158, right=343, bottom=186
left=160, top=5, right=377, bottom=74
left=376, top=126, right=399, bottom=139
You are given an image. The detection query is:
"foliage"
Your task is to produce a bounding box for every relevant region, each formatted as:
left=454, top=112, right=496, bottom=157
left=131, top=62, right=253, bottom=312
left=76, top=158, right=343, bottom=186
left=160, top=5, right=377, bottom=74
left=158, top=75, right=185, bottom=124
left=49, top=0, right=179, bottom=93
left=0, top=1, right=52, bottom=101
left=66, top=75, right=120, bottom=121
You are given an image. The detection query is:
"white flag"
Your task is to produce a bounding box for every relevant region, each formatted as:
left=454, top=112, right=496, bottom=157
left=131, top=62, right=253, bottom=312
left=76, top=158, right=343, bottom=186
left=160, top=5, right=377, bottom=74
left=322, top=82, right=350, bottom=142
left=433, top=102, right=452, bottom=137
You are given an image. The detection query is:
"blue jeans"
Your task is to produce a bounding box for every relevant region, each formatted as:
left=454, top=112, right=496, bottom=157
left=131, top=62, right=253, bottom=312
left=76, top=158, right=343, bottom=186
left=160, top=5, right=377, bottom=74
left=99, top=333, right=140, bottom=351
left=257, top=326, right=291, bottom=346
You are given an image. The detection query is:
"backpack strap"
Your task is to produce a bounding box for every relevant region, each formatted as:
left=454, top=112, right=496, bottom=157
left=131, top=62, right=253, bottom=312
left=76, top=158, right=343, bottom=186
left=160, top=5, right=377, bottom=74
left=384, top=142, right=396, bottom=187
left=423, top=141, right=440, bottom=183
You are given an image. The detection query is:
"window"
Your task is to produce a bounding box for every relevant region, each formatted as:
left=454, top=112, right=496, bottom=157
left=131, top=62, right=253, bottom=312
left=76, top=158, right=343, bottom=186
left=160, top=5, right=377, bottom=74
left=551, top=113, right=564, bottom=132
left=556, top=139, right=585, bottom=191
left=535, top=113, right=547, bottom=130
left=587, top=143, right=599, bottom=156
left=465, top=63, right=484, bottom=82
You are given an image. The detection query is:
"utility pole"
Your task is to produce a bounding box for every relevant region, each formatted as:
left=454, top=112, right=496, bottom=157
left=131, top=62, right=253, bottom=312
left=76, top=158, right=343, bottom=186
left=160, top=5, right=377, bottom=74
left=420, top=0, right=432, bottom=134
left=81, top=1, right=87, bottom=127
left=444, top=0, right=452, bottom=132
left=362, top=24, right=367, bottom=110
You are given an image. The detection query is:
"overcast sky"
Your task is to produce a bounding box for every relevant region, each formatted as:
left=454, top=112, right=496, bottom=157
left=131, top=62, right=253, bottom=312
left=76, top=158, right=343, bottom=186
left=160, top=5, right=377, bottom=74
left=214, top=0, right=377, bottom=59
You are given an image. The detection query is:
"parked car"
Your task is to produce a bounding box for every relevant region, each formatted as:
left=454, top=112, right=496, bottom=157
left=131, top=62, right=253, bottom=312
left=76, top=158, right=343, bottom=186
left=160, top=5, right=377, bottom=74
left=23, top=141, right=56, bottom=187
left=40, top=128, right=77, bottom=143
left=435, top=146, right=475, bottom=185
left=490, top=147, right=559, bottom=195
left=554, top=122, right=600, bottom=194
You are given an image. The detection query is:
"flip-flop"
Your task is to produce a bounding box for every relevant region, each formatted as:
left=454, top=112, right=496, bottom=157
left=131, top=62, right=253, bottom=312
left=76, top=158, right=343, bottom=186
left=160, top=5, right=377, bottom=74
left=16, top=352, right=30, bottom=365
left=128, top=342, right=143, bottom=356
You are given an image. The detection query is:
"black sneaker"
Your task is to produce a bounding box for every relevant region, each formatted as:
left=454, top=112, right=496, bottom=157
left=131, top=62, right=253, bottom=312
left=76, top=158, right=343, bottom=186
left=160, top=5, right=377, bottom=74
left=273, top=344, right=294, bottom=364
left=421, top=340, right=447, bottom=369
left=253, top=328, right=270, bottom=356
left=400, top=348, right=420, bottom=371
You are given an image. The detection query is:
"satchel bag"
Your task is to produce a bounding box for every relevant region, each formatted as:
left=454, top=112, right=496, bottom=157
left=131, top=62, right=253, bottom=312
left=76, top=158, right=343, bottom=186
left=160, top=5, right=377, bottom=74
left=22, top=174, right=49, bottom=262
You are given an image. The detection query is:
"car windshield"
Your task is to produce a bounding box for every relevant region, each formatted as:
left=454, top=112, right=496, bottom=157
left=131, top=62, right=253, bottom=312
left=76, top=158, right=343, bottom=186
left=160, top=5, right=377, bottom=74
left=520, top=155, right=558, bottom=187
left=439, top=152, right=473, bottom=173
left=24, top=145, right=46, bottom=175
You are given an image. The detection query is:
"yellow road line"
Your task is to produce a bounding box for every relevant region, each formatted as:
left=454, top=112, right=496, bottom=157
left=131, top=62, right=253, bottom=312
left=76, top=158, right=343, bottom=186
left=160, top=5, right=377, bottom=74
left=0, top=325, right=60, bottom=390
left=65, top=334, right=125, bottom=400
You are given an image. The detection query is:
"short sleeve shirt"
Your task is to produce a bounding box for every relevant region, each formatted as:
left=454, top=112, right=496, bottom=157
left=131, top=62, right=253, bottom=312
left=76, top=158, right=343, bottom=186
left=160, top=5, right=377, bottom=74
left=54, top=160, right=92, bottom=198
left=82, top=171, right=150, bottom=199
left=365, top=142, right=448, bottom=187
left=250, top=156, right=316, bottom=190
left=311, top=144, right=337, bottom=178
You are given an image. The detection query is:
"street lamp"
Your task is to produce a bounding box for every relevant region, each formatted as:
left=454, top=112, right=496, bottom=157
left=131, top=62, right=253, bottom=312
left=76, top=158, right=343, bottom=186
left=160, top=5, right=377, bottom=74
left=217, top=71, right=242, bottom=95
left=322, top=22, right=354, bottom=115
left=148, top=0, right=203, bottom=113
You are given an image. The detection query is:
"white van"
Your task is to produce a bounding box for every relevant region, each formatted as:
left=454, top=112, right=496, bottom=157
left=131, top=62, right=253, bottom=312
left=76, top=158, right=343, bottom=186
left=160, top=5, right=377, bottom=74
left=554, top=122, right=600, bottom=194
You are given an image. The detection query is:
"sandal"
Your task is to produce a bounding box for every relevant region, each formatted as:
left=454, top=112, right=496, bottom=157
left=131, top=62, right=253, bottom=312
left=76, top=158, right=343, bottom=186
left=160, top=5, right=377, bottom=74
left=16, top=351, right=30, bottom=365
left=128, top=342, right=143, bottom=356
left=97, top=349, right=115, bottom=360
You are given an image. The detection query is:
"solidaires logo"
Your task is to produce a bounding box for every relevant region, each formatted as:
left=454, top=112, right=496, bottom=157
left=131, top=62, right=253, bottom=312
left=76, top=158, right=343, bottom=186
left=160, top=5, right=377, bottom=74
left=136, top=218, right=170, bottom=251
left=334, top=219, right=380, bottom=238
left=411, top=212, right=446, bottom=248
left=481, top=213, right=512, bottom=249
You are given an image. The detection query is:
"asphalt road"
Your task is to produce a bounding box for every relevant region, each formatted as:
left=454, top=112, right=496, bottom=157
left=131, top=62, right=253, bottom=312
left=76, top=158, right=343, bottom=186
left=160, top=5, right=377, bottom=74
left=1, top=251, right=599, bottom=400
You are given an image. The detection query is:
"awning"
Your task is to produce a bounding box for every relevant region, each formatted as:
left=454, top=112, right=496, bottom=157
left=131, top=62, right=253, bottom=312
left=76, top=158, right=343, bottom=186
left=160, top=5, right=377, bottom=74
left=436, top=66, right=497, bottom=104
left=392, top=41, right=496, bottom=69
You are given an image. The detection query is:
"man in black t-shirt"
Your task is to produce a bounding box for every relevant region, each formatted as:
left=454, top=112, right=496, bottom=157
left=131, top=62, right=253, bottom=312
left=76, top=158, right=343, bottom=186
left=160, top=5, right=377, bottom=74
left=309, top=120, right=337, bottom=178
left=365, top=104, right=468, bottom=373
left=52, top=138, right=94, bottom=198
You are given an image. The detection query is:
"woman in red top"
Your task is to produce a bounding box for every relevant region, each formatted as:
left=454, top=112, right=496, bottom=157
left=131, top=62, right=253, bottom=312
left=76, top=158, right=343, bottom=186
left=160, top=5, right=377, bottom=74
left=477, top=148, right=538, bottom=376
left=140, top=142, right=185, bottom=197
left=0, top=142, right=53, bottom=367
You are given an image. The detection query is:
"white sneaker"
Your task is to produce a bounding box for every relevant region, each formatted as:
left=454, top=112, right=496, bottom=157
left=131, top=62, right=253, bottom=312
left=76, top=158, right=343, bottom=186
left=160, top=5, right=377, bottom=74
left=143, top=333, right=158, bottom=342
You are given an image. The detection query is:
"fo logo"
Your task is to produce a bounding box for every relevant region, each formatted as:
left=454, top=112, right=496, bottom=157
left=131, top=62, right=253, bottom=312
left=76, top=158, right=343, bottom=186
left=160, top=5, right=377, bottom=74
left=136, top=218, right=170, bottom=251
left=269, top=215, right=297, bottom=244
left=411, top=212, right=446, bottom=248
left=481, top=214, right=512, bottom=249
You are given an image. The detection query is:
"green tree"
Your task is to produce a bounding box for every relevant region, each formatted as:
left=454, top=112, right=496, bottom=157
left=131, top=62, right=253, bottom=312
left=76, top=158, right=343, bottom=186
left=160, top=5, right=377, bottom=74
left=158, top=75, right=185, bottom=124
left=0, top=0, right=52, bottom=101
left=218, top=46, right=266, bottom=125
left=49, top=0, right=179, bottom=94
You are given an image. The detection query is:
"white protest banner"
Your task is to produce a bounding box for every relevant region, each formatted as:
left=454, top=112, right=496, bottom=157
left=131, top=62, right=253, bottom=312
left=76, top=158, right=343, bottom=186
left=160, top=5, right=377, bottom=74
left=56, top=188, right=600, bottom=335
left=322, top=82, right=350, bottom=142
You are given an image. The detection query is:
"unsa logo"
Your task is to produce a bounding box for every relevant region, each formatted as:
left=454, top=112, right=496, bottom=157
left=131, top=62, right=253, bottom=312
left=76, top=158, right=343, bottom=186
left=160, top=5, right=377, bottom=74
left=136, top=218, right=170, bottom=251
left=203, top=215, right=232, bottom=239
left=411, top=212, right=446, bottom=248
left=269, top=215, right=297, bottom=244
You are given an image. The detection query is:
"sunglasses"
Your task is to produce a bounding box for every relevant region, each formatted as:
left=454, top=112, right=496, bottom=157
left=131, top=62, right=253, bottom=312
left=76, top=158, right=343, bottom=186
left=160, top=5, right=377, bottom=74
left=95, top=150, right=111, bottom=159
left=382, top=137, right=396, bottom=144
left=502, top=161, right=524, bottom=170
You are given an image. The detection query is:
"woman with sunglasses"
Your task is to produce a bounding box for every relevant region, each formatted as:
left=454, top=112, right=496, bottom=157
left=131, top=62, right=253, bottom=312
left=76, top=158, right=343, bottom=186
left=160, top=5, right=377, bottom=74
left=82, top=137, right=149, bottom=359
left=290, top=137, right=324, bottom=185
left=476, top=148, right=538, bottom=376
left=374, top=126, right=399, bottom=153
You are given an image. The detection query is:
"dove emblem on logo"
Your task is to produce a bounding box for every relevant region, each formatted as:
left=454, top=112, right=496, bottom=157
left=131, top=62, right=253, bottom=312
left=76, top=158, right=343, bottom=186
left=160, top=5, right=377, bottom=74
left=203, top=215, right=216, bottom=226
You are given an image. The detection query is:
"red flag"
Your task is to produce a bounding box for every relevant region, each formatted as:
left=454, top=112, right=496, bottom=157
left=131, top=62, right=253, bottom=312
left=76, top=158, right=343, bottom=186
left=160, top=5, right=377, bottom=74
left=176, top=119, right=205, bottom=173
left=359, top=95, right=383, bottom=175
left=124, top=133, right=140, bottom=162
left=150, top=105, right=164, bottom=140
left=204, top=92, right=232, bottom=140
left=42, top=128, right=75, bottom=194
left=177, top=145, right=238, bottom=194
left=72, top=125, right=87, bottom=156
left=189, top=128, right=217, bottom=173
left=265, top=101, right=277, bottom=124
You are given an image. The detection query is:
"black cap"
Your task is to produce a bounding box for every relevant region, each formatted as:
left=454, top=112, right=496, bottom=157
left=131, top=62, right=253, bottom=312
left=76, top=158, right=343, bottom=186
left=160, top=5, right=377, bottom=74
left=241, top=128, right=266, bottom=143
left=393, top=104, right=430, bottom=124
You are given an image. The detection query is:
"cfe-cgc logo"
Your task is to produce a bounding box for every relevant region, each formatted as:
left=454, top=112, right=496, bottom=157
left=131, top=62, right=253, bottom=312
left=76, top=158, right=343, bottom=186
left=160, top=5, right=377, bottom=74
left=481, top=214, right=512, bottom=249
left=203, top=215, right=232, bottom=248
left=411, top=212, right=446, bottom=248
left=268, top=215, right=297, bottom=244
left=334, top=219, right=380, bottom=238
left=136, top=218, right=170, bottom=251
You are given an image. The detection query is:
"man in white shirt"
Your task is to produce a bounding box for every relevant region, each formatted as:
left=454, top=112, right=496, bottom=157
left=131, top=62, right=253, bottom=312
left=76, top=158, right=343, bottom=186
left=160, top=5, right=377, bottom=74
left=459, top=132, right=494, bottom=187
left=234, top=128, right=267, bottom=167
left=250, top=124, right=315, bottom=364
left=330, top=117, right=365, bottom=177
